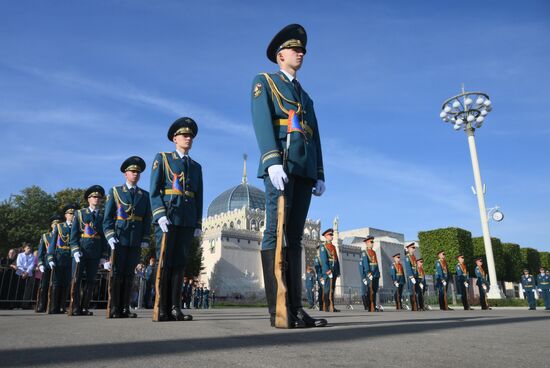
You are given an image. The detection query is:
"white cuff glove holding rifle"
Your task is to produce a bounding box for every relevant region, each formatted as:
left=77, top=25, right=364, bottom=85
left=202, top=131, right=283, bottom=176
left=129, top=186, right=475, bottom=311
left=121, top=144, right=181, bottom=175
left=442, top=280, right=447, bottom=286
left=420, top=283, right=424, bottom=290
left=363, top=279, right=368, bottom=285
left=464, top=282, right=469, bottom=287
left=158, top=216, right=171, bottom=233
left=108, top=237, right=118, bottom=250
left=411, top=277, right=416, bottom=284
left=482, top=284, right=487, bottom=290
left=268, top=165, right=288, bottom=191
left=74, top=252, right=82, bottom=263
left=313, top=180, right=325, bottom=196
left=394, top=282, right=399, bottom=287
left=368, top=275, right=373, bottom=281
left=48, top=261, right=55, bottom=269
left=39, top=265, right=45, bottom=273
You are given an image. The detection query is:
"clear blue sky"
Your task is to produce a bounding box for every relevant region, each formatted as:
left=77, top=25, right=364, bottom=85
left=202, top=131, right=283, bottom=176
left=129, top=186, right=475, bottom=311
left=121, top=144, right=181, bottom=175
left=1, top=1, right=549, bottom=251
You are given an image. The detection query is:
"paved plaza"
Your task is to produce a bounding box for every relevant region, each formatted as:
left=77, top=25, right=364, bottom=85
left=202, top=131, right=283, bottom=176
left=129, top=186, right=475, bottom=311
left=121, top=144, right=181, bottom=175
left=1, top=307, right=549, bottom=368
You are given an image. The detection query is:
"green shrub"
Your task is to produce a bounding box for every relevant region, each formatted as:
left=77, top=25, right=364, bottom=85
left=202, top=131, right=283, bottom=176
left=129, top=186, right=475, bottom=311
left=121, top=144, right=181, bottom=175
left=418, top=227, right=473, bottom=276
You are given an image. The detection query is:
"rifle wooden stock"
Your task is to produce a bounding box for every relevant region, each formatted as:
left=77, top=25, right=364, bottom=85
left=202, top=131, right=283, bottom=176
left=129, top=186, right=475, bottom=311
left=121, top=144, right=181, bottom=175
left=68, top=261, right=80, bottom=317
left=368, top=279, right=374, bottom=312
left=152, top=233, right=167, bottom=322
left=443, top=281, right=448, bottom=310
left=47, top=267, right=54, bottom=314
left=106, top=249, right=116, bottom=319
left=328, top=276, right=334, bottom=312
left=274, top=192, right=289, bottom=328
left=35, top=277, right=42, bottom=312
left=411, top=280, right=417, bottom=311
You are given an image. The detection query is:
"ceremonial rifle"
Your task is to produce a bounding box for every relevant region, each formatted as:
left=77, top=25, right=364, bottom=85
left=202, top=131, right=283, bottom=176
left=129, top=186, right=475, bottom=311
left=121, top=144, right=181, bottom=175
left=68, top=261, right=80, bottom=317
left=106, top=247, right=116, bottom=318
left=152, top=233, right=167, bottom=322
left=46, top=267, right=54, bottom=314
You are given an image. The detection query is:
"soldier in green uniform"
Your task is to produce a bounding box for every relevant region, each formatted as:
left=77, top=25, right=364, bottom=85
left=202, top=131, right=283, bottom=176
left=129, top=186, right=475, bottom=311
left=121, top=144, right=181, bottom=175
left=474, top=257, right=491, bottom=310
left=313, top=248, right=324, bottom=311
left=403, top=243, right=418, bottom=311
left=390, top=253, right=405, bottom=310
left=36, top=215, right=62, bottom=312
left=48, top=204, right=77, bottom=314
left=455, top=255, right=473, bottom=310
left=150, top=117, right=202, bottom=322
left=537, top=267, right=550, bottom=310
left=520, top=268, right=537, bottom=310
left=251, top=24, right=326, bottom=328
left=319, top=229, right=340, bottom=312
left=103, top=156, right=152, bottom=318
left=69, top=185, right=109, bottom=316
left=416, top=258, right=427, bottom=311
left=435, top=250, right=452, bottom=310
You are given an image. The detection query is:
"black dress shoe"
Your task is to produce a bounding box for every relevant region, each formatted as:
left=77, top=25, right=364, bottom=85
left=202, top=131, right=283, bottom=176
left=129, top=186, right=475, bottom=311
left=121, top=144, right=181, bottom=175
left=269, top=313, right=306, bottom=328
left=71, top=309, right=82, bottom=316
left=447, top=307, right=454, bottom=311
left=332, top=308, right=340, bottom=313
left=295, top=308, right=327, bottom=327
left=171, top=306, right=193, bottom=321
left=121, top=308, right=137, bottom=318
left=81, top=309, right=93, bottom=316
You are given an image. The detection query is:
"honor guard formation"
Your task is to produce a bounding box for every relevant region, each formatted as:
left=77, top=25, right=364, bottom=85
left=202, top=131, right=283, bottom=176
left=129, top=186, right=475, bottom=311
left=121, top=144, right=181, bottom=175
left=11, top=23, right=550, bottom=328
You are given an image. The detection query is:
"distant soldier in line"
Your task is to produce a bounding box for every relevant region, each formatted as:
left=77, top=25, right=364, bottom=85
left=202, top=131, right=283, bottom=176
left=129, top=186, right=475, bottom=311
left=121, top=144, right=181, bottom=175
left=69, top=185, right=110, bottom=316
left=150, top=117, right=203, bottom=322
left=361, top=236, right=380, bottom=312
left=47, top=205, right=77, bottom=314
left=455, top=255, right=473, bottom=310
left=416, top=258, right=427, bottom=311
left=203, top=287, right=210, bottom=309
left=537, top=267, right=550, bottom=310
left=144, top=257, right=155, bottom=309
left=403, top=243, right=418, bottom=311
left=474, top=258, right=491, bottom=310
left=390, top=253, right=405, bottom=310
left=182, top=277, right=190, bottom=309
left=314, top=249, right=324, bottom=311
left=319, top=228, right=340, bottom=312
left=435, top=250, right=452, bottom=310
left=36, top=215, right=62, bottom=312
left=103, top=156, right=152, bottom=318
left=520, top=268, right=537, bottom=311
left=305, top=266, right=316, bottom=309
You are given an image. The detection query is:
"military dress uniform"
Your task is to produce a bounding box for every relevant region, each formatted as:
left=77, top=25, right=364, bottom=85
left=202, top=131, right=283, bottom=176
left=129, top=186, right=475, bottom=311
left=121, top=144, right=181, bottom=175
left=150, top=118, right=203, bottom=322
left=305, top=268, right=316, bottom=308
left=103, top=156, right=152, bottom=318
left=313, top=252, right=324, bottom=311
left=360, top=237, right=380, bottom=312
left=390, top=255, right=406, bottom=310
left=416, top=259, right=427, bottom=310
left=403, top=243, right=419, bottom=311
left=47, top=205, right=77, bottom=314
left=521, top=270, right=537, bottom=310
left=474, top=259, right=490, bottom=310
left=455, top=257, right=472, bottom=310
left=319, top=237, right=340, bottom=312
left=537, top=269, right=550, bottom=310
left=252, top=24, right=326, bottom=328
left=69, top=186, right=109, bottom=316
left=435, top=253, right=451, bottom=310
left=35, top=216, right=61, bottom=313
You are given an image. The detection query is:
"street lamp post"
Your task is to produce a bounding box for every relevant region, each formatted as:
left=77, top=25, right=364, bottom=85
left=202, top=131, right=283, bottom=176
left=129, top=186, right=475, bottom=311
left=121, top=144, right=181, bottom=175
left=440, top=86, right=503, bottom=299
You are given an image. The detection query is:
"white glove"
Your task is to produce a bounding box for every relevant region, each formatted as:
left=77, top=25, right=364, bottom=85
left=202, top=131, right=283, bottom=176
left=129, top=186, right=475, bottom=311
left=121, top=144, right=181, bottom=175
left=103, top=261, right=112, bottom=271
left=268, top=164, right=288, bottom=191
left=108, top=237, right=118, bottom=250
left=368, top=275, right=373, bottom=281
left=442, top=281, right=447, bottom=286
left=532, top=289, right=537, bottom=293
left=394, top=282, right=399, bottom=287
left=49, top=261, right=55, bottom=269
left=74, top=252, right=81, bottom=263
left=313, top=180, right=325, bottom=196
left=363, top=279, right=368, bottom=285
left=193, top=228, right=202, bottom=238
left=140, top=242, right=149, bottom=249
left=411, top=278, right=416, bottom=285
left=158, top=216, right=171, bottom=233
left=39, top=265, right=45, bottom=273
left=419, top=283, right=424, bottom=290
left=482, top=284, right=487, bottom=291
left=302, top=273, right=306, bottom=280
left=328, top=273, right=333, bottom=279
left=538, top=289, right=542, bottom=293
left=464, top=282, right=469, bottom=288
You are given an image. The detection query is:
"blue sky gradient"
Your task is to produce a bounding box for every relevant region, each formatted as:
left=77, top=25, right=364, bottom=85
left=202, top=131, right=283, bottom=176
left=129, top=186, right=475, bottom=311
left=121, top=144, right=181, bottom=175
left=1, top=1, right=549, bottom=250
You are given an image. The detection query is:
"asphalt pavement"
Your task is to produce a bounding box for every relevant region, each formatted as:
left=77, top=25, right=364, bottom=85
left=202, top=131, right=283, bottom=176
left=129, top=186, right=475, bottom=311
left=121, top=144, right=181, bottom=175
left=1, top=306, right=549, bottom=368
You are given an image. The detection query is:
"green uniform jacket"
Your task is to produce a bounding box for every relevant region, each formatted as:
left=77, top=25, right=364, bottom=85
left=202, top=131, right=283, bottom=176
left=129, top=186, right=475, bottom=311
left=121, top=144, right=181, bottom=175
left=150, top=151, right=203, bottom=228
left=37, top=232, right=53, bottom=268
left=251, top=71, right=324, bottom=182
left=70, top=208, right=109, bottom=260
left=47, top=222, right=72, bottom=266
left=103, top=185, right=152, bottom=247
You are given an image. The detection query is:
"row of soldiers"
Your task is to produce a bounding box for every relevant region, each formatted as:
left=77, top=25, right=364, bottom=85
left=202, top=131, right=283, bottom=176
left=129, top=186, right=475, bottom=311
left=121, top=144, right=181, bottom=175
left=304, top=231, right=550, bottom=312
left=34, top=117, right=204, bottom=322
left=181, top=278, right=211, bottom=309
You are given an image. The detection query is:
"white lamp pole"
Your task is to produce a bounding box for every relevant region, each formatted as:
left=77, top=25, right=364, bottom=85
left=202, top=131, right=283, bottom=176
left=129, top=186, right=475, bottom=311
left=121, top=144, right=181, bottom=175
left=440, top=86, right=503, bottom=299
